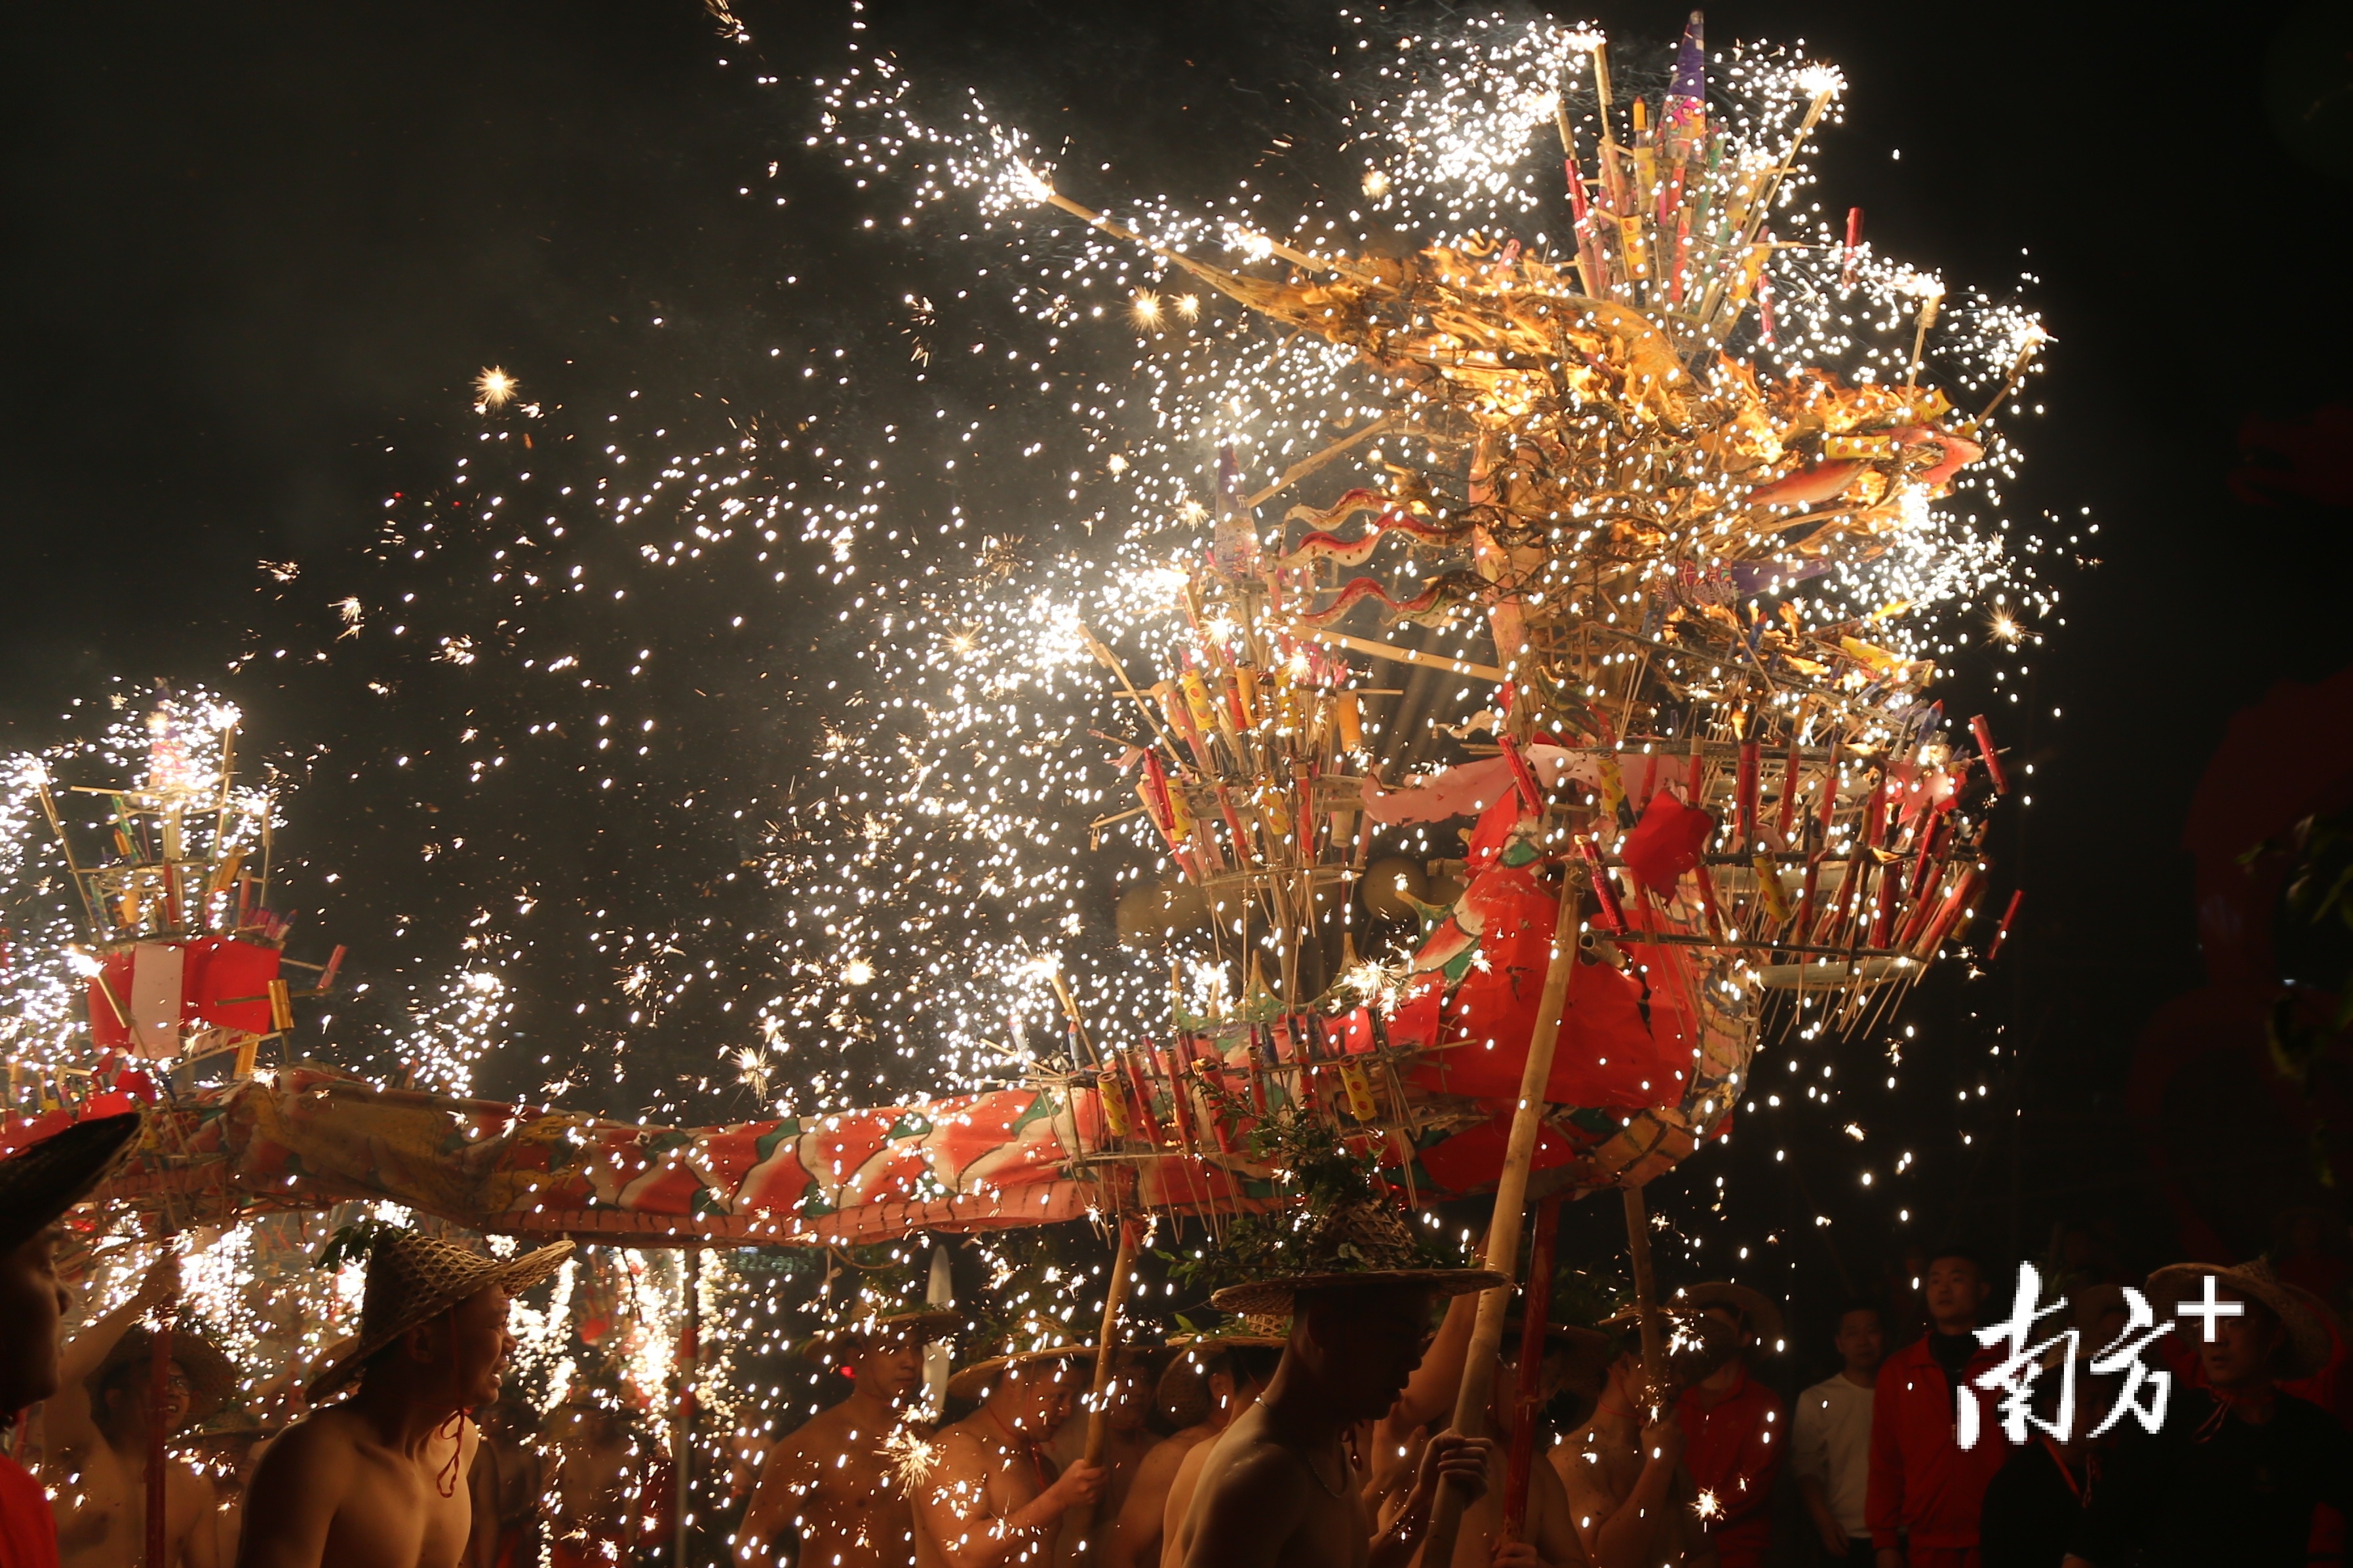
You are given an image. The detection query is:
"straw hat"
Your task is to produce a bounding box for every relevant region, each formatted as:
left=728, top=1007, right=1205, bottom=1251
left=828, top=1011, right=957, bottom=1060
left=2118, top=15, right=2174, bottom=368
left=1156, top=1318, right=1289, bottom=1425
left=1502, top=1316, right=1616, bottom=1398
left=192, top=1406, right=279, bottom=1440
left=1599, top=1304, right=1739, bottom=1384
left=307, top=1231, right=572, bottom=1402
left=0, top=1113, right=140, bottom=1254
left=1675, top=1281, right=1787, bottom=1349
left=1208, top=1197, right=1506, bottom=1315
left=89, top=1324, right=237, bottom=1427
left=2145, top=1258, right=2332, bottom=1382
left=797, top=1306, right=962, bottom=1364
left=1162, top=1313, right=1290, bottom=1351
left=947, top=1317, right=1106, bottom=1402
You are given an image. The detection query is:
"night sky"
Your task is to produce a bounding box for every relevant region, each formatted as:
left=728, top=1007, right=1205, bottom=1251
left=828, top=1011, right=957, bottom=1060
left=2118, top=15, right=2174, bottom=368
left=7, top=0, right=2353, bottom=1329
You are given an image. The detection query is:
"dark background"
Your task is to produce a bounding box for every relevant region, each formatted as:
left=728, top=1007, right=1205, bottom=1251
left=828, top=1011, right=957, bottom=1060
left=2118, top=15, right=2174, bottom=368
left=7, top=0, right=2353, bottom=1357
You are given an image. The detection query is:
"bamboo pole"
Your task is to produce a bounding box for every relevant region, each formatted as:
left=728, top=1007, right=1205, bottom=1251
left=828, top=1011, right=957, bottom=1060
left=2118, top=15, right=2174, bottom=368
left=1622, top=1184, right=1666, bottom=1406
left=1083, top=1219, right=1143, bottom=1466
left=1241, top=413, right=1401, bottom=511
left=1277, top=624, right=1507, bottom=684
left=1502, top=1195, right=1565, bottom=1539
left=145, top=1301, right=173, bottom=1568
left=1418, top=877, right=1582, bottom=1568
left=673, top=1249, right=700, bottom=1568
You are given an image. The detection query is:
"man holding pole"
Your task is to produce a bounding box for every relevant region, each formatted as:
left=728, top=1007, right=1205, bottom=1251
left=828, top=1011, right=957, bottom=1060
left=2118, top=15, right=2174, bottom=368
left=916, top=1326, right=1108, bottom=1568
left=1550, top=1307, right=1731, bottom=1568
left=46, top=1252, right=234, bottom=1568
left=49, top=1267, right=235, bottom=1568
left=1395, top=1324, right=1591, bottom=1568
left=737, top=1301, right=958, bottom=1568
left=1171, top=1193, right=1508, bottom=1568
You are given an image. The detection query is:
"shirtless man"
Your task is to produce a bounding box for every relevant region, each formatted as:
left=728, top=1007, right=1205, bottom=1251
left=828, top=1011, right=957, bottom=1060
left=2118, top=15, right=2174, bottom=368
left=737, top=1309, right=953, bottom=1567
left=1174, top=1282, right=1499, bottom=1568
left=1549, top=1347, right=1709, bottom=1568
left=1106, top=1341, right=1279, bottom=1568
left=541, top=1394, right=659, bottom=1568
left=235, top=1228, right=570, bottom=1568
left=1047, top=1364, right=1154, bottom=1559
left=917, top=1346, right=1106, bottom=1568
left=191, top=1417, right=271, bottom=1568
left=0, top=1113, right=142, bottom=1567
left=47, top=1255, right=227, bottom=1568
left=1378, top=1332, right=1586, bottom=1568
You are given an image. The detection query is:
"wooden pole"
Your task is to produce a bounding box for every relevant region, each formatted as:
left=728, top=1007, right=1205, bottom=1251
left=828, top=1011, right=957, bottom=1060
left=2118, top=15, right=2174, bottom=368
left=145, top=1303, right=172, bottom=1568
left=1082, top=1219, right=1142, bottom=1467
left=672, top=1249, right=699, bottom=1568
left=1622, top=1183, right=1667, bottom=1408
left=1502, top=1195, right=1565, bottom=1539
left=1419, top=881, right=1581, bottom=1568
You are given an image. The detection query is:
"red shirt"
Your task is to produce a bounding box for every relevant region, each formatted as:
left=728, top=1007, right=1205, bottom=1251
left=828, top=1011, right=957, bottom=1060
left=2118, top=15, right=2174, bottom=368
left=1676, top=1362, right=1783, bottom=1566
left=0, top=1453, right=56, bottom=1568
left=1867, top=1333, right=2011, bottom=1550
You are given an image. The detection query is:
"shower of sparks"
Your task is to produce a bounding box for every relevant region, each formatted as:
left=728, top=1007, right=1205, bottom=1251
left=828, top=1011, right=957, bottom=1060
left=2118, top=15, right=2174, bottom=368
left=768, top=9, right=2064, bottom=1177
left=885, top=1426, right=941, bottom=1491
left=1, top=8, right=2080, bottom=1480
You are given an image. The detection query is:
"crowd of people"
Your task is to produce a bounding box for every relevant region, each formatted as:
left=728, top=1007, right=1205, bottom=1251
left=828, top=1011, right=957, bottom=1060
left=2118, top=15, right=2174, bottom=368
left=0, top=1116, right=2348, bottom=1567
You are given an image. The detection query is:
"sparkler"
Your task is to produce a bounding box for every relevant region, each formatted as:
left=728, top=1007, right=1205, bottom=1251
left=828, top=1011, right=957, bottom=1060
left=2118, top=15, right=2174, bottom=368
left=473, top=366, right=518, bottom=410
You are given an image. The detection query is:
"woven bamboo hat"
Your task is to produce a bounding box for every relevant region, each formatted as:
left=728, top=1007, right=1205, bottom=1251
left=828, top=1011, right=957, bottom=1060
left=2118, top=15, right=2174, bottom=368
left=2146, top=1258, right=2333, bottom=1382
left=797, top=1304, right=963, bottom=1364
left=307, top=1230, right=572, bottom=1402
left=1208, top=1197, right=1505, bottom=1315
left=0, top=1113, right=140, bottom=1254
left=1675, top=1280, right=1787, bottom=1350
left=1162, top=1312, right=1291, bottom=1350
left=1156, top=1317, right=1289, bottom=1425
left=947, top=1316, right=1106, bottom=1402
left=90, top=1323, right=237, bottom=1427
left=1598, top=1304, right=1739, bottom=1383
left=1500, top=1317, right=1616, bottom=1398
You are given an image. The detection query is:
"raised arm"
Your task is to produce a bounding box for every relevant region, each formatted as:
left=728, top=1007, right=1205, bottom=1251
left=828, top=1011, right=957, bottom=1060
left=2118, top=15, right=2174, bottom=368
left=1369, top=1432, right=1492, bottom=1568
left=1177, top=1445, right=1310, bottom=1568
left=62, top=1254, right=176, bottom=1386
left=1589, top=1415, right=1684, bottom=1568
left=50, top=1253, right=180, bottom=1455
left=1392, top=1290, right=1479, bottom=1432
left=235, top=1421, right=353, bottom=1568
left=915, top=1428, right=1103, bottom=1568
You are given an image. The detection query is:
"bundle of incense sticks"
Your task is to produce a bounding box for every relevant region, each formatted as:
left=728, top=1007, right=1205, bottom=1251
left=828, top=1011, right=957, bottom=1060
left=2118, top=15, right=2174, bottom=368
left=1563, top=18, right=1840, bottom=337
